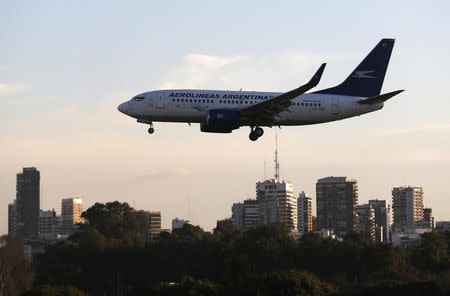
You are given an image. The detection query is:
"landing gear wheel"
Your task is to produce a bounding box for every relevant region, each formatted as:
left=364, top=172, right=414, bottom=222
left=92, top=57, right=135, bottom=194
left=249, top=133, right=258, bottom=141
left=148, top=127, right=155, bottom=134
left=254, top=127, right=264, bottom=137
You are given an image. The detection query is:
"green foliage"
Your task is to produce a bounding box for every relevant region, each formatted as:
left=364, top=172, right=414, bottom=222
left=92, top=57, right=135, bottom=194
left=0, top=235, right=33, bottom=296
left=78, top=228, right=113, bottom=249
left=249, top=270, right=335, bottom=296
left=22, top=285, right=85, bottom=296
left=410, top=231, right=449, bottom=271
left=81, top=201, right=137, bottom=240
left=167, top=224, right=211, bottom=242
left=31, top=204, right=450, bottom=295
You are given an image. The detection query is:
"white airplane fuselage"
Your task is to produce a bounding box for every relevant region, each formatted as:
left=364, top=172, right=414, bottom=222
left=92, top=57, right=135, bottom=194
left=118, top=39, right=402, bottom=140
left=118, top=89, right=382, bottom=126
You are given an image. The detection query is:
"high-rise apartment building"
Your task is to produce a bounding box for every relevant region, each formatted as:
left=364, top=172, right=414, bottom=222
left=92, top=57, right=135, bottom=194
left=39, top=210, right=59, bottom=238
left=61, top=198, right=83, bottom=235
left=297, top=191, right=313, bottom=235
left=355, top=204, right=376, bottom=242
left=136, top=211, right=161, bottom=240
left=257, top=179, right=297, bottom=230
left=423, top=208, right=434, bottom=229
left=231, top=202, right=245, bottom=228
left=231, top=199, right=260, bottom=229
left=368, top=199, right=390, bottom=242
left=392, top=186, right=424, bottom=231
left=8, top=201, right=17, bottom=235
left=316, top=177, right=358, bottom=237
left=16, top=167, right=40, bottom=237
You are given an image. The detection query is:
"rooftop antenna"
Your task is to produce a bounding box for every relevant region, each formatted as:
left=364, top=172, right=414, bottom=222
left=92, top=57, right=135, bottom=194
left=274, top=134, right=280, bottom=182
left=264, top=160, right=267, bottom=181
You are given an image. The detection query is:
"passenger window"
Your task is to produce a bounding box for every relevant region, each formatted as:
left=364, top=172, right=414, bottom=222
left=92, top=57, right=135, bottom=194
left=202, top=99, right=205, bottom=103
left=177, top=99, right=180, bottom=102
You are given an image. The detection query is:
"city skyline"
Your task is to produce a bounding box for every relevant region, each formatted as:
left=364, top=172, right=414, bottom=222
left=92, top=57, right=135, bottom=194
left=2, top=1, right=450, bottom=234
left=4, top=164, right=444, bottom=235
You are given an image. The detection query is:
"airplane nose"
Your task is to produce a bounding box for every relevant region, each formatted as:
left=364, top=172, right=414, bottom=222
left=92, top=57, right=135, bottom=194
left=118, top=102, right=128, bottom=115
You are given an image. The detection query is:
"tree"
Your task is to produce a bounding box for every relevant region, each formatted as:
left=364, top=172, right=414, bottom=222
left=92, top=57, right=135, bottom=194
left=81, top=201, right=137, bottom=240
left=411, top=231, right=449, bottom=271
left=244, top=271, right=335, bottom=296
left=22, top=285, right=86, bottom=296
left=168, top=224, right=211, bottom=242
left=0, top=235, right=32, bottom=296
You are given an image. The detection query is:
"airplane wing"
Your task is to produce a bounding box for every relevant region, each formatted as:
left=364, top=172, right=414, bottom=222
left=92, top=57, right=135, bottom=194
left=239, top=63, right=326, bottom=125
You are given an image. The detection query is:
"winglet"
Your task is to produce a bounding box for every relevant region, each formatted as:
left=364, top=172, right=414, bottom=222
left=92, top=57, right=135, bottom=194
left=306, top=63, right=326, bottom=88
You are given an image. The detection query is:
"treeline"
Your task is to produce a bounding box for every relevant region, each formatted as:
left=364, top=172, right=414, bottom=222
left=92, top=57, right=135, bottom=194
left=4, top=201, right=450, bottom=295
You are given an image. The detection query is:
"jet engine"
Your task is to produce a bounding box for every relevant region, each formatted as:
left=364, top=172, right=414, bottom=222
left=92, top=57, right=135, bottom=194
left=200, top=109, right=240, bottom=133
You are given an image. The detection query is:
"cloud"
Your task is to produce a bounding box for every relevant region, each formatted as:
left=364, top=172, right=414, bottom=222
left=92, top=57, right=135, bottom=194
left=0, top=83, right=29, bottom=96
left=136, top=167, right=192, bottom=181
left=158, top=51, right=325, bottom=91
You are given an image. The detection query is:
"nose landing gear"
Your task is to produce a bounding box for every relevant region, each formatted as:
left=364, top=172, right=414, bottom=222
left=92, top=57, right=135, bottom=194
left=249, top=126, right=264, bottom=141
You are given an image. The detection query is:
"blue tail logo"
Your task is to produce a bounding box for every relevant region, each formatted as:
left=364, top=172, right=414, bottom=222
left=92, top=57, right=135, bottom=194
left=315, top=38, right=395, bottom=97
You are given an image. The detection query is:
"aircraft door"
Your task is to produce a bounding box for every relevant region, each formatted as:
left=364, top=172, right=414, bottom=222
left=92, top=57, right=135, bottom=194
left=331, top=97, right=340, bottom=115
left=156, top=95, right=165, bottom=109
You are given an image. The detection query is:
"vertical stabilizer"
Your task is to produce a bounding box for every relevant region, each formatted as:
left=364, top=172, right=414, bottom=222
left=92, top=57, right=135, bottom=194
left=315, top=39, right=395, bottom=97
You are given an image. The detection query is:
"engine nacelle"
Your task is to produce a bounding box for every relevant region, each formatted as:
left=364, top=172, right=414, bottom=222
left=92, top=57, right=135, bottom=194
left=200, top=109, right=240, bottom=133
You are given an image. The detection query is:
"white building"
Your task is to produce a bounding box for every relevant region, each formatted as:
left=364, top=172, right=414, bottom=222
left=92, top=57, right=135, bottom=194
left=172, top=218, right=190, bottom=230
left=257, top=179, right=297, bottom=230
left=231, top=199, right=260, bottom=229
left=61, top=198, right=83, bottom=235
left=39, top=210, right=58, bottom=238
left=392, top=186, right=424, bottom=231
left=391, top=227, right=432, bottom=247
left=136, top=211, right=161, bottom=240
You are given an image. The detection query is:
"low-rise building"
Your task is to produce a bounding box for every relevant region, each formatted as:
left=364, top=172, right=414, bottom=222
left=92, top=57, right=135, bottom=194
left=172, top=218, right=190, bottom=230
left=391, top=227, right=432, bottom=247
left=436, top=221, right=450, bottom=231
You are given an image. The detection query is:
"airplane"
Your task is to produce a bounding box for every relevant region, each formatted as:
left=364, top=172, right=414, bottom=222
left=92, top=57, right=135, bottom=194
left=118, top=38, right=403, bottom=141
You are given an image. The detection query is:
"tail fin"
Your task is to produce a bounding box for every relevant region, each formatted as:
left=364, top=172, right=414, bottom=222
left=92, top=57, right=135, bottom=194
left=316, top=39, right=395, bottom=97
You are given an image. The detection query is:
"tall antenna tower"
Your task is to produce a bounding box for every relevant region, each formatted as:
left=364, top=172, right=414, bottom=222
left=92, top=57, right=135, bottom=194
left=274, top=134, right=280, bottom=182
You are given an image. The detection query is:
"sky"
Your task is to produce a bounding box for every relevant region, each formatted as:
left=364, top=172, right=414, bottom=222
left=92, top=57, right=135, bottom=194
left=1, top=1, right=450, bottom=233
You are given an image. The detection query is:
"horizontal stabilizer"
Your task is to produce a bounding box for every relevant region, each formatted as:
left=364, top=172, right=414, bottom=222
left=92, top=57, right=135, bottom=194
left=358, top=90, right=404, bottom=105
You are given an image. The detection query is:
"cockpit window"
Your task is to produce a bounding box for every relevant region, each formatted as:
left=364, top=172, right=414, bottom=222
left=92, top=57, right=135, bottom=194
left=132, top=96, right=145, bottom=101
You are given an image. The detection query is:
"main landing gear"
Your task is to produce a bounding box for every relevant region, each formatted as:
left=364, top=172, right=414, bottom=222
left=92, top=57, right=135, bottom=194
left=249, top=126, right=264, bottom=141
left=147, top=122, right=155, bottom=134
